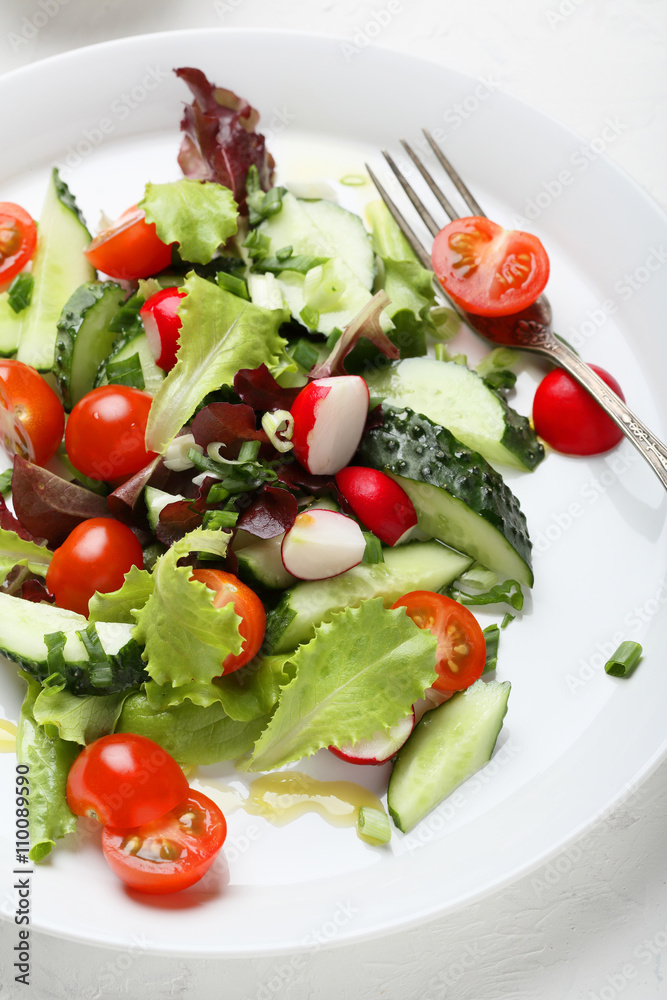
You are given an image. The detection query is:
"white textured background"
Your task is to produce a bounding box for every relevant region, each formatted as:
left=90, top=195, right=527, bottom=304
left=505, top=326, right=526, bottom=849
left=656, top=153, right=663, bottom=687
left=1, top=1, right=666, bottom=998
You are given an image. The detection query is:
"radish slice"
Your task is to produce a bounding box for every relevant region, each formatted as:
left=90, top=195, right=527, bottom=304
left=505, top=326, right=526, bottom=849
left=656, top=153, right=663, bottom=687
left=140, top=287, right=185, bottom=372
left=281, top=508, right=366, bottom=580
left=290, top=376, right=369, bottom=475
left=335, top=466, right=418, bottom=546
left=329, top=711, right=415, bottom=765
left=412, top=687, right=454, bottom=723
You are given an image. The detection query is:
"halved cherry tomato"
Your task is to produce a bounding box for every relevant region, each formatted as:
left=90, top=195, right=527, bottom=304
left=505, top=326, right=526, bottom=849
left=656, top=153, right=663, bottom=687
left=191, top=569, right=266, bottom=674
left=0, top=359, right=65, bottom=465
left=431, top=216, right=550, bottom=317
left=85, top=205, right=173, bottom=280
left=392, top=591, right=486, bottom=693
left=532, top=364, right=625, bottom=456
left=140, top=287, right=186, bottom=372
left=66, top=733, right=189, bottom=828
left=102, top=790, right=226, bottom=894
left=46, top=517, right=144, bottom=616
left=0, top=203, right=37, bottom=287
left=65, top=384, right=156, bottom=481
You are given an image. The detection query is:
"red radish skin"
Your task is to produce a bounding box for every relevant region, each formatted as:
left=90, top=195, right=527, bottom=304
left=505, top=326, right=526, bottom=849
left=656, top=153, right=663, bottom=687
left=335, top=466, right=418, bottom=546
left=281, top=508, right=366, bottom=580
left=290, top=376, right=369, bottom=475
left=140, top=287, right=186, bottom=372
left=329, top=711, right=415, bottom=765
left=532, top=364, right=625, bottom=456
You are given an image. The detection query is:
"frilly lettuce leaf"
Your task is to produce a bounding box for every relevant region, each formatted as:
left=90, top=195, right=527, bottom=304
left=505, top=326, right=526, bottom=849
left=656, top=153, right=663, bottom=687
left=243, top=598, right=437, bottom=772
left=140, top=179, right=238, bottom=265
left=132, top=528, right=243, bottom=691
left=0, top=526, right=51, bottom=584
left=88, top=564, right=154, bottom=623
left=33, top=687, right=131, bottom=745
left=215, top=653, right=292, bottom=721
left=144, top=273, right=289, bottom=454
left=116, top=690, right=269, bottom=765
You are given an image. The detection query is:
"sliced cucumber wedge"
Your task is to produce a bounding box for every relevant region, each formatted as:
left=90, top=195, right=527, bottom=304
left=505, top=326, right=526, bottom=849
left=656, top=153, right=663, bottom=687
left=265, top=539, right=472, bottom=654
left=144, top=486, right=186, bottom=532
left=236, top=533, right=296, bottom=590
left=357, top=406, right=533, bottom=586
left=54, top=281, right=125, bottom=409
left=0, top=292, right=22, bottom=357
left=365, top=357, right=544, bottom=471
left=388, top=678, right=511, bottom=833
left=17, top=169, right=95, bottom=372
left=96, top=330, right=165, bottom=395
left=301, top=199, right=375, bottom=289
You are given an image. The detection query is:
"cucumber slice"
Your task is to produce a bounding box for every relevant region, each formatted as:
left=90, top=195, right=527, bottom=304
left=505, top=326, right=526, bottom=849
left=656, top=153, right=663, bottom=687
left=54, top=282, right=125, bottom=409
left=236, top=533, right=296, bottom=590
left=145, top=486, right=186, bottom=532
left=365, top=357, right=544, bottom=471
left=265, top=540, right=472, bottom=654
left=388, top=678, right=511, bottom=832
left=357, top=407, right=533, bottom=586
left=17, top=169, right=95, bottom=372
left=96, top=330, right=165, bottom=395
left=0, top=292, right=23, bottom=356
left=301, top=199, right=375, bottom=289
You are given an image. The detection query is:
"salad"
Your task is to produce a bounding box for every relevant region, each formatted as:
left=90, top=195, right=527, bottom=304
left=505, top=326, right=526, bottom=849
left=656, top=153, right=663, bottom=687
left=0, top=67, right=626, bottom=894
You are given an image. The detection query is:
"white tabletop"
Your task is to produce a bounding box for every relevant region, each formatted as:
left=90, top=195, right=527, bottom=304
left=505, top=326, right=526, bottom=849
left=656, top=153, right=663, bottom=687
left=1, top=2, right=666, bottom=998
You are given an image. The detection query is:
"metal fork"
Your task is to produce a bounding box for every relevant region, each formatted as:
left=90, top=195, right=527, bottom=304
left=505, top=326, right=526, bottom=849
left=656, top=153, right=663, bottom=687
left=366, top=130, right=667, bottom=491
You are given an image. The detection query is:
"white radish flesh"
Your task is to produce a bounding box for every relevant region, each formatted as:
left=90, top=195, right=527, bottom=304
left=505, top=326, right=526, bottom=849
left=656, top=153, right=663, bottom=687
left=329, top=712, right=416, bottom=765
left=281, top=508, right=366, bottom=580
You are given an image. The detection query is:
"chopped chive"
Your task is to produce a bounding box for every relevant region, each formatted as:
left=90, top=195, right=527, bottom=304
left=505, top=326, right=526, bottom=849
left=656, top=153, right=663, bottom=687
left=238, top=440, right=261, bottom=463
left=203, top=509, right=239, bottom=531
left=429, top=305, right=460, bottom=342
left=217, top=271, right=249, bottom=300
left=299, top=305, right=320, bottom=331
left=243, top=230, right=270, bottom=260
left=0, top=468, right=12, bottom=497
left=290, top=338, right=319, bottom=371
left=455, top=564, right=498, bottom=592
left=8, top=273, right=34, bottom=314
left=501, top=613, right=515, bottom=630
left=361, top=532, right=384, bottom=565
left=276, top=245, right=293, bottom=262
left=357, top=806, right=391, bottom=845
left=340, top=174, right=366, bottom=187
left=261, top=409, right=294, bottom=454
left=254, top=254, right=328, bottom=275
left=44, top=632, right=68, bottom=680
left=605, top=641, right=643, bottom=678
left=482, top=624, right=499, bottom=674
left=206, top=483, right=231, bottom=504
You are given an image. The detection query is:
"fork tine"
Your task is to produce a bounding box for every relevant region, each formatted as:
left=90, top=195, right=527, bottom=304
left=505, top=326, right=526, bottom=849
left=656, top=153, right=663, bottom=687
left=365, top=163, right=433, bottom=270
left=381, top=148, right=440, bottom=239
left=422, top=129, right=486, bottom=218
left=399, top=139, right=459, bottom=221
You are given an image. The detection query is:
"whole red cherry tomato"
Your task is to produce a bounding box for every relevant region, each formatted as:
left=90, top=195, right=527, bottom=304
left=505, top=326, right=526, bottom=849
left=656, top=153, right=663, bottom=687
left=65, top=384, right=156, bottom=481
left=532, top=364, right=625, bottom=455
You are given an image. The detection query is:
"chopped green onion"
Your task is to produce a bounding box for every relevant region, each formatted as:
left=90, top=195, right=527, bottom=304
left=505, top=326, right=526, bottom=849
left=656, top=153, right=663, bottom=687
left=501, top=613, right=515, bottom=630
left=455, top=564, right=498, bottom=592
left=449, top=579, right=523, bottom=611
left=243, top=230, right=271, bottom=260
left=605, top=641, right=643, bottom=678
left=261, top=409, right=294, bottom=453
left=206, top=483, right=231, bottom=504
left=0, top=468, right=12, bottom=497
left=254, top=254, right=328, bottom=275
left=429, top=306, right=460, bottom=342
left=483, top=369, right=517, bottom=392
left=203, top=510, right=239, bottom=531
left=44, top=632, right=68, bottom=681
left=76, top=623, right=113, bottom=688
left=357, top=806, right=391, bottom=845
left=482, top=624, right=499, bottom=674
left=238, top=440, right=261, bottom=463
left=216, top=271, right=249, bottom=300
left=434, top=343, right=467, bottom=365
left=290, top=338, right=320, bottom=371
left=326, top=327, right=342, bottom=350
left=8, top=273, right=34, bottom=314
left=340, top=174, right=367, bottom=187
left=299, top=305, right=320, bottom=331
left=276, top=245, right=293, bottom=262
left=475, top=347, right=519, bottom=378
left=104, top=352, right=145, bottom=390
left=361, top=532, right=384, bottom=565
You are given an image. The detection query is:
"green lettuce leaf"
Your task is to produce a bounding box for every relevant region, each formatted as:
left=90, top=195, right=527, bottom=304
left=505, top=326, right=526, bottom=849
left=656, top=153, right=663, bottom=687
left=0, top=527, right=51, bottom=585
left=140, top=179, right=238, bottom=265
left=32, top=686, right=132, bottom=745
left=144, top=273, right=289, bottom=454
left=244, top=598, right=438, bottom=772
left=16, top=673, right=79, bottom=862
left=116, top=691, right=269, bottom=765
left=133, top=528, right=243, bottom=691
left=215, top=653, right=292, bottom=721
left=88, top=564, right=154, bottom=623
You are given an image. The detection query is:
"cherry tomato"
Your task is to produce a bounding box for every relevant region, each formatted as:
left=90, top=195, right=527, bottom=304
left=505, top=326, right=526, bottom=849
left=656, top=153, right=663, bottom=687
left=102, top=790, right=226, bottom=894
left=85, top=205, right=173, bottom=280
left=191, top=569, right=266, bottom=674
left=66, top=733, right=189, bottom=828
left=0, top=359, right=65, bottom=465
left=431, top=216, right=550, bottom=317
left=46, top=517, right=144, bottom=616
left=140, top=287, right=186, bottom=372
left=532, top=364, right=625, bottom=456
left=65, top=384, right=156, bottom=481
left=392, top=591, right=486, bottom=693
left=0, top=203, right=37, bottom=287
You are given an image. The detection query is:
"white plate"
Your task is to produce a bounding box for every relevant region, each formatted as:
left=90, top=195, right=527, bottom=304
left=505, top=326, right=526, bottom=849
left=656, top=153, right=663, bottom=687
left=0, top=29, right=666, bottom=957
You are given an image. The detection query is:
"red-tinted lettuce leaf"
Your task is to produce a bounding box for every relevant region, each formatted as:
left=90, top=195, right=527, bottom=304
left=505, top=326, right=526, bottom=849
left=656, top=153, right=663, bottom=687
left=107, top=456, right=163, bottom=527
left=21, top=579, right=54, bottom=604
left=191, top=402, right=267, bottom=455
left=11, top=456, right=109, bottom=547
left=155, top=497, right=206, bottom=547
left=309, top=291, right=398, bottom=378
left=236, top=485, right=297, bottom=539
left=0, top=493, right=36, bottom=542
left=234, top=365, right=301, bottom=413
left=274, top=462, right=337, bottom=498
left=175, top=67, right=275, bottom=213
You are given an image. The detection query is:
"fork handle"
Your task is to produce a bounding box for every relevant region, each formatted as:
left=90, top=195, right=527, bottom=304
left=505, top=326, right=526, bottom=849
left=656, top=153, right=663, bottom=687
left=539, top=337, right=667, bottom=490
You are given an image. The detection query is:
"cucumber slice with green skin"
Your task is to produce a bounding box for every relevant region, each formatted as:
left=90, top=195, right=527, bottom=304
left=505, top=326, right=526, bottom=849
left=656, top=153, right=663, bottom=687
left=301, top=199, right=375, bottom=289
left=96, top=330, right=165, bottom=395
left=236, top=533, right=297, bottom=590
left=357, top=407, right=533, bottom=587
left=0, top=292, right=23, bottom=356
left=144, top=486, right=186, bottom=532
left=388, top=678, right=511, bottom=833
left=364, top=357, right=544, bottom=472
left=54, top=282, right=125, bottom=409
left=264, top=539, right=472, bottom=654
left=17, top=169, right=95, bottom=372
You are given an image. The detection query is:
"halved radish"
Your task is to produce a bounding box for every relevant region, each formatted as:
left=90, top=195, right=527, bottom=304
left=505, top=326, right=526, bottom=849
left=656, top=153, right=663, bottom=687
left=140, top=287, right=186, bottom=372
left=412, top=687, right=454, bottom=723
left=335, top=466, right=418, bottom=546
left=281, top=508, right=366, bottom=580
left=329, top=711, right=415, bottom=765
left=290, top=376, right=369, bottom=475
